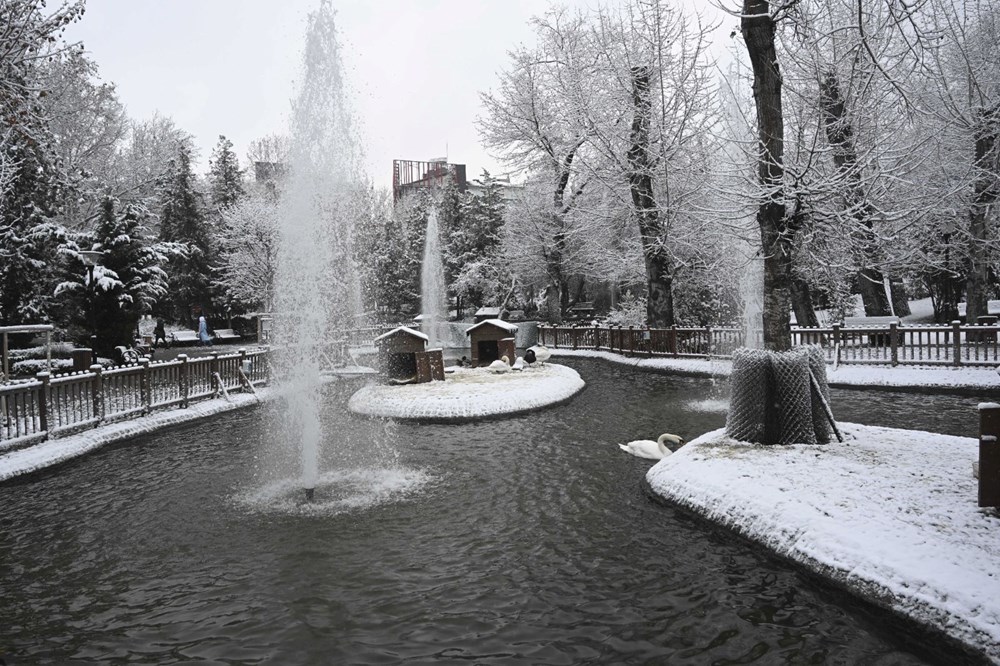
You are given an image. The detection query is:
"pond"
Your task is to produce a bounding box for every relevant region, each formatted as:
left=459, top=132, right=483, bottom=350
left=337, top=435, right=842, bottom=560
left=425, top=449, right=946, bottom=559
left=0, top=358, right=982, bottom=664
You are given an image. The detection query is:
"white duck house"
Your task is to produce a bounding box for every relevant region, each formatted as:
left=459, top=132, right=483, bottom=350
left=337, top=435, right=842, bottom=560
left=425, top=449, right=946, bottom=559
left=373, top=326, right=444, bottom=383
left=465, top=319, right=518, bottom=367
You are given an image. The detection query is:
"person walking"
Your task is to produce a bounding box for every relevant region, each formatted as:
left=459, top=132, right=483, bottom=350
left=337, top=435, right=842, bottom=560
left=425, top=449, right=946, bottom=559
left=198, top=315, right=213, bottom=346
left=154, top=318, right=168, bottom=348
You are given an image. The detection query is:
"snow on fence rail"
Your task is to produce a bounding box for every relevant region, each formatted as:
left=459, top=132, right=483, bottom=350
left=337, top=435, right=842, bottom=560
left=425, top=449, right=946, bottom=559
left=0, top=348, right=269, bottom=452
left=538, top=321, right=1000, bottom=367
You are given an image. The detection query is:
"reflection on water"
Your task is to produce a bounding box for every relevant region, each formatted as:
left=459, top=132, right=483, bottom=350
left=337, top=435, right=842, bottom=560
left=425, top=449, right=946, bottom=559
left=0, top=359, right=980, bottom=664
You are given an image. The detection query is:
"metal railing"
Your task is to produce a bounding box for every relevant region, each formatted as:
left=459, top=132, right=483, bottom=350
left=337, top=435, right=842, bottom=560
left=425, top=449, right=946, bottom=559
left=1, top=348, right=269, bottom=452
left=538, top=321, right=1000, bottom=367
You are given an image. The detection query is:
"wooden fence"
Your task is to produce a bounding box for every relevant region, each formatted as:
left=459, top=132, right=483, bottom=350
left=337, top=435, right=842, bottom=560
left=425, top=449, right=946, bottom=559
left=538, top=321, right=1000, bottom=367
left=0, top=348, right=269, bottom=452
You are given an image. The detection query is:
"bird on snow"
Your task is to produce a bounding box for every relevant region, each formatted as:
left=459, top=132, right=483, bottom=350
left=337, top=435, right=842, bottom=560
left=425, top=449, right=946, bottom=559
left=511, top=356, right=526, bottom=371
left=524, top=345, right=551, bottom=365
left=488, top=355, right=511, bottom=373
left=618, top=433, right=686, bottom=460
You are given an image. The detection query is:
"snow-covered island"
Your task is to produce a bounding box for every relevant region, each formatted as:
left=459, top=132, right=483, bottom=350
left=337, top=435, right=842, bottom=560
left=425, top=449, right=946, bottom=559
left=647, top=424, right=1000, bottom=663
left=347, top=362, right=585, bottom=421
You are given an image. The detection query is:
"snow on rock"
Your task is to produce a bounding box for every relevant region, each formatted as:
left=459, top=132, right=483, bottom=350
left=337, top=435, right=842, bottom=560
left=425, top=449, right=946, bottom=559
left=0, top=389, right=270, bottom=483
left=647, top=424, right=1000, bottom=662
left=348, top=362, right=585, bottom=421
left=550, top=348, right=1000, bottom=391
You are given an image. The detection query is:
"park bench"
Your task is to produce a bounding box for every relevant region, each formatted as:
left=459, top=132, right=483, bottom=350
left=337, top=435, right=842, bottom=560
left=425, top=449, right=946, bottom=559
left=843, top=315, right=901, bottom=347
left=213, top=328, right=241, bottom=343
left=169, top=330, right=200, bottom=345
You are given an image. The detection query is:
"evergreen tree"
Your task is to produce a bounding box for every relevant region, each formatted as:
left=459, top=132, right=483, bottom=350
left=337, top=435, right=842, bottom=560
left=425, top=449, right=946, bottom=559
left=56, top=196, right=180, bottom=354
left=159, top=144, right=213, bottom=322
left=208, top=135, right=244, bottom=210
left=444, top=171, right=508, bottom=313
left=0, top=0, right=83, bottom=326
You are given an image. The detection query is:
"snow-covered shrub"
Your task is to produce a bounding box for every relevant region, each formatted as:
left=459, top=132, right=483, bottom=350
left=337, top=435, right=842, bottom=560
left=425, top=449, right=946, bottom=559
left=605, top=292, right=647, bottom=327
left=12, top=359, right=74, bottom=376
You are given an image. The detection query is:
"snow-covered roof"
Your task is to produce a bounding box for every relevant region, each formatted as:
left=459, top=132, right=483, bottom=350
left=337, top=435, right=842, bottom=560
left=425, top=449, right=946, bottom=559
left=465, top=319, right=518, bottom=336
left=475, top=306, right=502, bottom=316
left=373, top=326, right=428, bottom=344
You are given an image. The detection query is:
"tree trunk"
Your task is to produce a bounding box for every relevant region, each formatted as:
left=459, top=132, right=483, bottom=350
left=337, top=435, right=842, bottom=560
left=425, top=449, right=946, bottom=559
left=627, top=65, right=675, bottom=328
left=818, top=71, right=892, bottom=317
left=743, top=1, right=793, bottom=350
left=966, top=106, right=1000, bottom=323
left=790, top=278, right=819, bottom=328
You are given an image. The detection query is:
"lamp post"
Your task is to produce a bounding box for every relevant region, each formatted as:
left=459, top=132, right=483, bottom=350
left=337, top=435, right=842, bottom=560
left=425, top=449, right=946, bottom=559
left=79, top=250, right=105, bottom=355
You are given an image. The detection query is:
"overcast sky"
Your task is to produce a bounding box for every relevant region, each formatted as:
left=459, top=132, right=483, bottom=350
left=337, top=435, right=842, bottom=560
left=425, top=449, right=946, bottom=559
left=64, top=0, right=733, bottom=189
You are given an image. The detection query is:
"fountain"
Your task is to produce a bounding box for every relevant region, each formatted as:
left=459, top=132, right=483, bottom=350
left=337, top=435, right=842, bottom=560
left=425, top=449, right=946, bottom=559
left=269, top=0, right=366, bottom=501
left=420, top=207, right=448, bottom=350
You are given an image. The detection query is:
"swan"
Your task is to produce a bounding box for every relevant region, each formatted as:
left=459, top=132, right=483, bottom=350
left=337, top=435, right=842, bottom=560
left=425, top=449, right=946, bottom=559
left=511, top=356, right=525, bottom=371
left=524, top=345, right=551, bottom=365
left=487, top=355, right=511, bottom=373
left=618, top=433, right=685, bottom=460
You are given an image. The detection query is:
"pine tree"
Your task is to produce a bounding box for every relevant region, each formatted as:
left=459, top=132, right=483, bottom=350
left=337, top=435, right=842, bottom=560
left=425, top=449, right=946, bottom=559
left=159, top=144, right=213, bottom=322
left=208, top=135, right=244, bottom=210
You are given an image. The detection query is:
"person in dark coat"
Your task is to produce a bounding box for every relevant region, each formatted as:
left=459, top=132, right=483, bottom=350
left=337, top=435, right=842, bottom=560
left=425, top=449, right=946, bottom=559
left=154, top=318, right=167, bottom=347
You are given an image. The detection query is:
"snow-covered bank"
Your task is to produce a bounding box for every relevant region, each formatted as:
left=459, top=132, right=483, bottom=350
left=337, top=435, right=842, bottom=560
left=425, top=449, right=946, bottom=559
left=348, top=362, right=584, bottom=421
left=550, top=348, right=1000, bottom=393
left=0, top=389, right=270, bottom=483
left=647, top=425, right=1000, bottom=663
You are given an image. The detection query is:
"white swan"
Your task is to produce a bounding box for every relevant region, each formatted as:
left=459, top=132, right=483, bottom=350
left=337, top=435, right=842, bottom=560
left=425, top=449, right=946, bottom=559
left=618, top=433, right=685, bottom=460
left=511, top=356, right=525, bottom=371
left=487, top=355, right=511, bottom=373
left=525, top=345, right=551, bottom=365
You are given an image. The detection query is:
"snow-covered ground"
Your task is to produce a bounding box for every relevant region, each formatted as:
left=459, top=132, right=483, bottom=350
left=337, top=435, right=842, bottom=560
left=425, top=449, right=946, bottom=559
left=647, top=425, right=999, bottom=663
left=347, top=362, right=585, bottom=421
left=551, top=348, right=1000, bottom=392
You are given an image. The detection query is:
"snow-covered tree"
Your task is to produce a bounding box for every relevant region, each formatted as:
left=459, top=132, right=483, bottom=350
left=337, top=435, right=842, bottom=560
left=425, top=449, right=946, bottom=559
left=158, top=143, right=213, bottom=321
left=214, top=191, right=278, bottom=313
left=208, top=134, right=245, bottom=211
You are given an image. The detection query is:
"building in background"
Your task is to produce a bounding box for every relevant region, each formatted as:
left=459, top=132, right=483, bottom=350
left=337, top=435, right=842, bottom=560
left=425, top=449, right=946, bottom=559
left=392, top=158, right=467, bottom=201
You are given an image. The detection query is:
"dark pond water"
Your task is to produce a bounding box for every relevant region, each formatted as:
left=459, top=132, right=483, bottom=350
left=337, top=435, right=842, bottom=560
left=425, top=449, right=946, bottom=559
left=0, top=358, right=984, bottom=664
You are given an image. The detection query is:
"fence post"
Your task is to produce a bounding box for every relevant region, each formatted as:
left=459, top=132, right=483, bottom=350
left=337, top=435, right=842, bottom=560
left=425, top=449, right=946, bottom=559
left=832, top=323, right=842, bottom=365
left=705, top=325, right=712, bottom=357
left=540, top=325, right=547, bottom=346
left=90, top=364, right=104, bottom=422
left=210, top=352, right=221, bottom=395
left=646, top=326, right=653, bottom=357
left=671, top=325, right=678, bottom=358
left=627, top=326, right=634, bottom=356
left=952, top=320, right=962, bottom=367
left=978, top=402, right=1000, bottom=507
left=139, top=358, right=151, bottom=414
left=572, top=326, right=579, bottom=350
left=36, top=371, right=50, bottom=440
left=178, top=354, right=189, bottom=408
left=890, top=322, right=899, bottom=366
left=594, top=323, right=600, bottom=351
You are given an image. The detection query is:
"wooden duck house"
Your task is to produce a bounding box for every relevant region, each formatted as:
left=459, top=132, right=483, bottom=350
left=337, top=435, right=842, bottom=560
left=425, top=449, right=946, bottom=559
left=373, top=326, right=444, bottom=383
left=465, top=319, right=518, bottom=367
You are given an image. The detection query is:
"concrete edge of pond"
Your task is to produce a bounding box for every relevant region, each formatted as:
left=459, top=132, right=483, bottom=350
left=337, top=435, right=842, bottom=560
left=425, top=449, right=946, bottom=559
left=550, top=348, right=1000, bottom=397
left=346, top=363, right=586, bottom=422
left=645, top=425, right=1000, bottom=665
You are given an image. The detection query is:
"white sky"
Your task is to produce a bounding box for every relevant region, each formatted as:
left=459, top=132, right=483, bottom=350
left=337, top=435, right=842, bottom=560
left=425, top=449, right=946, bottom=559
left=64, top=0, right=734, bottom=189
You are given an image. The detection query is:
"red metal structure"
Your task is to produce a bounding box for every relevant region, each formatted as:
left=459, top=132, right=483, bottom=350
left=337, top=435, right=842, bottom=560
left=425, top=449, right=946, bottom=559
left=392, top=159, right=467, bottom=201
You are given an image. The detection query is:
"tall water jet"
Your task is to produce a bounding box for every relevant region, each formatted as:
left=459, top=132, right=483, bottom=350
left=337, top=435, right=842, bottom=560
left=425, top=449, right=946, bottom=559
left=420, top=208, right=448, bottom=350
left=740, top=254, right=764, bottom=349
left=271, top=0, right=361, bottom=500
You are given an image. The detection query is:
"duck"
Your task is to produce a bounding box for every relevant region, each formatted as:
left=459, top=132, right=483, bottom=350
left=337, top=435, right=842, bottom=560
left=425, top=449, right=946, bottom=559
left=488, top=356, right=511, bottom=373
left=524, top=345, right=551, bottom=365
left=618, top=433, right=686, bottom=460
